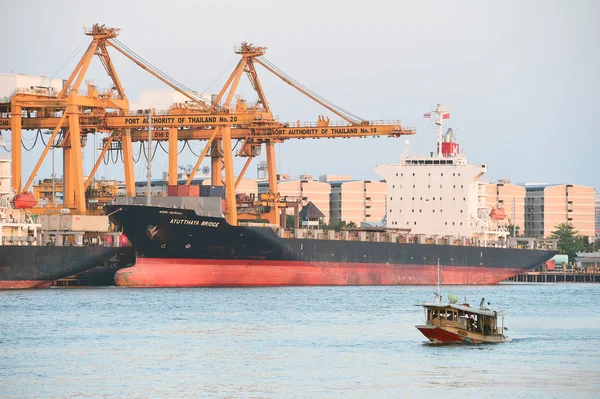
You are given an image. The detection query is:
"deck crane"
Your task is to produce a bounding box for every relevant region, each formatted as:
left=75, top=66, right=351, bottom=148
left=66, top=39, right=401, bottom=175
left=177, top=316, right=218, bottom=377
left=0, top=24, right=415, bottom=225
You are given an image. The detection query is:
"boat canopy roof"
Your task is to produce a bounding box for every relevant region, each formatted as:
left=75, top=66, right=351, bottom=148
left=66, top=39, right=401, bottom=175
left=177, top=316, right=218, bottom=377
left=422, top=302, right=506, bottom=317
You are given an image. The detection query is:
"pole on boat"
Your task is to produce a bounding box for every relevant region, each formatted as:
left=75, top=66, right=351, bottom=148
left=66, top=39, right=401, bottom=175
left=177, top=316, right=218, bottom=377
left=435, top=258, right=442, bottom=302
left=146, top=109, right=152, bottom=206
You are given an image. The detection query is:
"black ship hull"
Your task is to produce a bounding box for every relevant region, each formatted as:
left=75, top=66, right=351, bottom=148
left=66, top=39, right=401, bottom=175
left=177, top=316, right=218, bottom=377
left=0, top=246, right=124, bottom=289
left=106, top=205, right=556, bottom=287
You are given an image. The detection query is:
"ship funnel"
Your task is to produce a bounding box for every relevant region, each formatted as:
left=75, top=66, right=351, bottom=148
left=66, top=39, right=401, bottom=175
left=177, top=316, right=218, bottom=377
left=444, top=128, right=454, bottom=142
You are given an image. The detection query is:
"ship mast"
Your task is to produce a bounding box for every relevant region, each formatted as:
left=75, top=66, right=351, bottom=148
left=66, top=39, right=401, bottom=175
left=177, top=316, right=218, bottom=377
left=431, top=103, right=449, bottom=157
left=435, top=258, right=442, bottom=303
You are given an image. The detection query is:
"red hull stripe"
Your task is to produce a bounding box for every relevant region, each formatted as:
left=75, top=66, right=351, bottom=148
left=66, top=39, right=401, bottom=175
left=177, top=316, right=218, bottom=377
left=0, top=280, right=52, bottom=289
left=416, top=326, right=463, bottom=342
left=114, top=258, right=528, bottom=287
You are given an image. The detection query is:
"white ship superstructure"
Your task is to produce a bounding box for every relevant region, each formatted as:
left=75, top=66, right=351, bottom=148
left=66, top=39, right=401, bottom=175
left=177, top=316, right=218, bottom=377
left=376, top=104, right=508, bottom=246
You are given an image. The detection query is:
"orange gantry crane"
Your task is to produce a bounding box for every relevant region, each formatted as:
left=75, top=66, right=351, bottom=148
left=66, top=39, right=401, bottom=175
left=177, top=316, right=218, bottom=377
left=0, top=24, right=415, bottom=226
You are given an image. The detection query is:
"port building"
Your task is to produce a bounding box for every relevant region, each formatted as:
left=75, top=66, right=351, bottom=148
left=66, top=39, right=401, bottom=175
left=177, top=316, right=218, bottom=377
left=524, top=184, right=596, bottom=238
left=596, top=195, right=600, bottom=238
left=326, top=177, right=387, bottom=226
left=485, top=179, right=526, bottom=235
left=259, top=175, right=331, bottom=223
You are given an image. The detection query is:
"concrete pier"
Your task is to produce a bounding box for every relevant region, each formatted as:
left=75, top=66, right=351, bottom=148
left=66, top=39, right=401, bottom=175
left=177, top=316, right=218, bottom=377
left=505, top=271, right=600, bottom=283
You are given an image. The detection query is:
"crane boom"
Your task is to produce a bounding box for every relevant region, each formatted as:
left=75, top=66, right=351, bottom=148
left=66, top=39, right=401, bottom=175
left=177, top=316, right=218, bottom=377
left=102, top=121, right=414, bottom=142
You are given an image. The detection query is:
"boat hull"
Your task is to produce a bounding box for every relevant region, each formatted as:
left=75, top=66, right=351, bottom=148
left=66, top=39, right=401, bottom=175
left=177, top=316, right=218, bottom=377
left=115, top=258, right=538, bottom=287
left=0, top=246, right=123, bottom=289
left=416, top=325, right=507, bottom=344
left=106, top=204, right=557, bottom=288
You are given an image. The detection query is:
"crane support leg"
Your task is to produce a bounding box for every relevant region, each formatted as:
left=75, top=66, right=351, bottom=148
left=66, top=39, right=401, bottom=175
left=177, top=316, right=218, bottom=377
left=266, top=140, right=279, bottom=226
left=235, top=156, right=254, bottom=189
left=22, top=112, right=68, bottom=193
left=168, top=127, right=178, bottom=186
left=211, top=140, right=223, bottom=186
left=122, top=128, right=136, bottom=196
left=185, top=128, right=218, bottom=186
left=67, top=104, right=86, bottom=213
left=221, top=126, right=237, bottom=226
left=63, top=140, right=73, bottom=208
left=85, top=132, right=115, bottom=190
left=10, top=104, right=22, bottom=193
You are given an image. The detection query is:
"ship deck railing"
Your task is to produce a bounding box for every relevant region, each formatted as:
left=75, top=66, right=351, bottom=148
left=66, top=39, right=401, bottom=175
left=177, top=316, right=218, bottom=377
left=270, top=227, right=557, bottom=250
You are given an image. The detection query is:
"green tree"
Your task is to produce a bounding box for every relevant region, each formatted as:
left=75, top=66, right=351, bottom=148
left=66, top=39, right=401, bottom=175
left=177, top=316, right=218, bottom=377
left=550, top=223, right=585, bottom=261
left=286, top=214, right=296, bottom=228
left=505, top=223, right=520, bottom=237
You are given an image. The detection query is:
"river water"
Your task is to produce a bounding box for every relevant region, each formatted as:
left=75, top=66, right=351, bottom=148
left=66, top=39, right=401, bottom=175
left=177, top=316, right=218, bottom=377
left=1, top=284, right=599, bottom=398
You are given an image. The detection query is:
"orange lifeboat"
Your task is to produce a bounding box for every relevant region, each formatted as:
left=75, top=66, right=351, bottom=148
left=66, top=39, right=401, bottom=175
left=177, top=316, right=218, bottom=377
left=489, top=207, right=507, bottom=220
left=12, top=192, right=37, bottom=209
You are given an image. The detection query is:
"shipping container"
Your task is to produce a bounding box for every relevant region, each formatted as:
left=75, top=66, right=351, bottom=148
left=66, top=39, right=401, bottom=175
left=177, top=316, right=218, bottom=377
left=39, top=214, right=50, bottom=230
left=168, top=185, right=178, bottom=196
left=60, top=215, right=109, bottom=232
left=201, top=185, right=225, bottom=198
left=49, top=215, right=61, bottom=230
left=177, top=185, right=200, bottom=197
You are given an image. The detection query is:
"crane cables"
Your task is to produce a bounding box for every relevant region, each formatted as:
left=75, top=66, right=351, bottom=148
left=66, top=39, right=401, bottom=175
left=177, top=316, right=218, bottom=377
left=41, top=37, right=88, bottom=88
left=258, top=57, right=365, bottom=124
left=109, top=38, right=221, bottom=111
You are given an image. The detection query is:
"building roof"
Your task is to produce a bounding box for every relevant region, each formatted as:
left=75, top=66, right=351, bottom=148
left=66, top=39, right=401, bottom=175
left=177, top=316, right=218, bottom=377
left=299, top=201, right=325, bottom=219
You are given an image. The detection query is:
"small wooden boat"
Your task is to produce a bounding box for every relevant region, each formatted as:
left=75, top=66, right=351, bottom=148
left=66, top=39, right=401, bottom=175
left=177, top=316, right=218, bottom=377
left=416, top=296, right=508, bottom=344
left=416, top=259, right=508, bottom=344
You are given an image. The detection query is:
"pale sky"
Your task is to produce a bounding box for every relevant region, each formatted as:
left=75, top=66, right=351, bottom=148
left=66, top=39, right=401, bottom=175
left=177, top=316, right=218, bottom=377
left=1, top=0, right=598, bottom=192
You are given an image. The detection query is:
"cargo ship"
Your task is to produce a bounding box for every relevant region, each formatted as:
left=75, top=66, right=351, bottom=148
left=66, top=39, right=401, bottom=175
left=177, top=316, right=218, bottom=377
left=0, top=191, right=127, bottom=289
left=105, top=104, right=557, bottom=287
left=105, top=198, right=555, bottom=287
